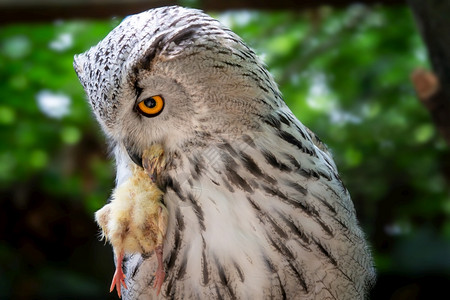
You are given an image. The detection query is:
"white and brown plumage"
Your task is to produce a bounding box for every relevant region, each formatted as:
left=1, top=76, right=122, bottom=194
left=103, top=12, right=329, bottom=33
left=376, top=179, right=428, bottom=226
left=74, top=6, right=375, bottom=299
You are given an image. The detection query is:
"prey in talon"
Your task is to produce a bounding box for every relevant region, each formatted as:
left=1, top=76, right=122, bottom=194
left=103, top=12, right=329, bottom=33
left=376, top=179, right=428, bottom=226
left=95, top=144, right=169, bottom=298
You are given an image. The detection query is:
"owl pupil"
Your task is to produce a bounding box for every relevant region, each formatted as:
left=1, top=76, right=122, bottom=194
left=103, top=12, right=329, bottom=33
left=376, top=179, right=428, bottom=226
left=144, top=97, right=156, bottom=108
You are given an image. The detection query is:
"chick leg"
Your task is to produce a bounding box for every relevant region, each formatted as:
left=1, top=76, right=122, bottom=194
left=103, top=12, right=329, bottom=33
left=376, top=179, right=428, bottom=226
left=153, top=245, right=165, bottom=295
left=110, top=250, right=127, bottom=298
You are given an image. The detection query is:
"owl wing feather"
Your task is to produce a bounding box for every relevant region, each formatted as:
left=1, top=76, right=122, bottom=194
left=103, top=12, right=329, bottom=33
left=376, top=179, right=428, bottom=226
left=74, top=6, right=375, bottom=299
left=121, top=106, right=375, bottom=299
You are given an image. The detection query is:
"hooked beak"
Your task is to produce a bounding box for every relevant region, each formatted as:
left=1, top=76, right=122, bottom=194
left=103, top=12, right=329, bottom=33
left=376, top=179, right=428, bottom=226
left=126, top=147, right=143, bottom=168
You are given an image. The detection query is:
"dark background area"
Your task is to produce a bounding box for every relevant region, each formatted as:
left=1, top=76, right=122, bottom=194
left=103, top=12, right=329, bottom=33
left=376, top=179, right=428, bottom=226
left=1, top=0, right=450, bottom=299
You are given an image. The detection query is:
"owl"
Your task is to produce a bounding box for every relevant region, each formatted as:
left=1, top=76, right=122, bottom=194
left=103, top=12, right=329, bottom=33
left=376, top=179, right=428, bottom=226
left=74, top=6, right=375, bottom=300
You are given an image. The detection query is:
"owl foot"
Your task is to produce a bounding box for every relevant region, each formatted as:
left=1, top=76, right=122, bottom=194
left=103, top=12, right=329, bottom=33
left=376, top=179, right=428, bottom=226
left=110, top=251, right=127, bottom=298
left=153, top=245, right=165, bottom=295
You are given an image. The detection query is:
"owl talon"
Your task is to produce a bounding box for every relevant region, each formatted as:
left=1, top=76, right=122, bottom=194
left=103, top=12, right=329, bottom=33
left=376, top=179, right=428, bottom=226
left=110, top=251, right=127, bottom=298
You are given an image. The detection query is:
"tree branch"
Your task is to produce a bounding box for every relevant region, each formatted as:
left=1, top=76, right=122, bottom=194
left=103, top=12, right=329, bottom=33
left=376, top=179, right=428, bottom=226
left=0, top=0, right=177, bottom=24
left=202, top=0, right=405, bottom=10
left=409, top=0, right=450, bottom=144
left=0, top=0, right=405, bottom=23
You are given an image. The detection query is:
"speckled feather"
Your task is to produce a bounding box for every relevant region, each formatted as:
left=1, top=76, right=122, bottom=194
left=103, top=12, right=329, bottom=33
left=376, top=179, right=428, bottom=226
left=74, top=6, right=375, bottom=299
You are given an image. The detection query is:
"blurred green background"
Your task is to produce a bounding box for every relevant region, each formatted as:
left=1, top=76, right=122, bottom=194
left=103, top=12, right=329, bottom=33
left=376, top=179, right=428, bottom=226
left=1, top=3, right=449, bottom=299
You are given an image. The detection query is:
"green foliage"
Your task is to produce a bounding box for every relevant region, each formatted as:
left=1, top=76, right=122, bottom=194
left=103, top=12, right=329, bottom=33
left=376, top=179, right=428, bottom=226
left=1, top=4, right=449, bottom=298
left=0, top=20, right=121, bottom=298
left=0, top=19, right=121, bottom=208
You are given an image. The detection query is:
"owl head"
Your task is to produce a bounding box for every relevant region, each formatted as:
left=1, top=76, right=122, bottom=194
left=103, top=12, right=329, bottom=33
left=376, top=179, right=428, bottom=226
left=74, top=6, right=282, bottom=162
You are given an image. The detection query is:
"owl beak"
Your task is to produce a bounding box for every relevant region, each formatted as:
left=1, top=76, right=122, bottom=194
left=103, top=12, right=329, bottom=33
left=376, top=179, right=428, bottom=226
left=126, top=148, right=143, bottom=168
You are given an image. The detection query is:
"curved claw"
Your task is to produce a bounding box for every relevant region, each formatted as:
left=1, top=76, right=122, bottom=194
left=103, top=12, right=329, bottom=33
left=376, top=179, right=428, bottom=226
left=110, top=251, right=127, bottom=298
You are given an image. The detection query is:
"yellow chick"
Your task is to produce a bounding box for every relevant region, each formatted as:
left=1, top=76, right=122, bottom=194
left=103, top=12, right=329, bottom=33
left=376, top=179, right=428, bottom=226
left=95, top=145, right=168, bottom=298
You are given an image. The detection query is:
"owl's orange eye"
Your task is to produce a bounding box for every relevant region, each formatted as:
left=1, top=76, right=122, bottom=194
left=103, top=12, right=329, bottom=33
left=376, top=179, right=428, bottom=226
left=136, top=95, right=164, bottom=117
